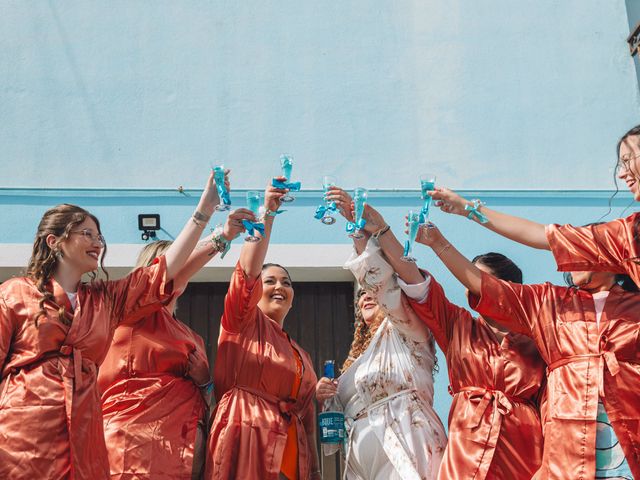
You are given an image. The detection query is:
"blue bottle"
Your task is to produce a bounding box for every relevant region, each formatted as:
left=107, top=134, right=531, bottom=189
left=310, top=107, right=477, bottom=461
left=318, top=360, right=345, bottom=445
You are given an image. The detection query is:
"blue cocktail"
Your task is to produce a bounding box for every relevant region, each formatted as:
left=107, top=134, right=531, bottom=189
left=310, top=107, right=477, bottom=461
left=348, top=187, right=368, bottom=239
left=213, top=165, right=231, bottom=211
left=320, top=175, right=337, bottom=225
left=401, top=210, right=421, bottom=262
left=280, top=154, right=295, bottom=203
left=420, top=173, right=436, bottom=221
left=245, top=191, right=262, bottom=242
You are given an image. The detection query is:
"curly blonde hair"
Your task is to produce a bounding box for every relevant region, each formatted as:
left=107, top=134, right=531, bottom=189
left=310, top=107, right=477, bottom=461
left=341, top=289, right=385, bottom=373
left=341, top=288, right=438, bottom=375
left=26, top=204, right=107, bottom=326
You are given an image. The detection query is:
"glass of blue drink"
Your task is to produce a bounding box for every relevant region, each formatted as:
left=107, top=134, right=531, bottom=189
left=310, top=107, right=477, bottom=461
left=420, top=173, right=436, bottom=221
left=321, top=175, right=338, bottom=225
left=213, top=165, right=231, bottom=211
left=401, top=210, right=421, bottom=263
left=348, top=187, right=368, bottom=239
left=280, top=154, right=295, bottom=203
left=245, top=191, right=262, bottom=242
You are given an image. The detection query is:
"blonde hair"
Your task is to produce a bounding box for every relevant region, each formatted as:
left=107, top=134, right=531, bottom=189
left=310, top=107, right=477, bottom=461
left=135, top=240, right=172, bottom=268
left=341, top=289, right=385, bottom=373
left=341, top=288, right=438, bottom=375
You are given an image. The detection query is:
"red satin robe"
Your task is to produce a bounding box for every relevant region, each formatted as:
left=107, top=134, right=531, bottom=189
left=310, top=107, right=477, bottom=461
left=0, top=257, right=171, bottom=479
left=205, top=262, right=320, bottom=480
left=469, top=271, right=640, bottom=479
left=98, top=304, right=209, bottom=479
left=408, top=275, right=545, bottom=480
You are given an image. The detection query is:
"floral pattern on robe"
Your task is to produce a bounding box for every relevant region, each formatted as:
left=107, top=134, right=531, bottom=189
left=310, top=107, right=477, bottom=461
left=340, top=238, right=447, bottom=480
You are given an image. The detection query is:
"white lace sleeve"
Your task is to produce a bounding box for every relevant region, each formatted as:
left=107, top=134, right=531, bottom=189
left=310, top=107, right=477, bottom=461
left=344, top=237, right=412, bottom=332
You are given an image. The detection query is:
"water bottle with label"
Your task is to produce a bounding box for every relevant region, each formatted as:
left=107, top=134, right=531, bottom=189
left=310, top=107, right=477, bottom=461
left=318, top=360, right=345, bottom=454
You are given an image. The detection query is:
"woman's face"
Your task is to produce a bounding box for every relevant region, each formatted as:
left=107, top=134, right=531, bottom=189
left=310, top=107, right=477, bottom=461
left=54, top=217, right=104, bottom=275
left=617, top=135, right=640, bottom=201
left=357, top=290, right=380, bottom=325
left=258, top=266, right=294, bottom=320
left=570, top=271, right=616, bottom=291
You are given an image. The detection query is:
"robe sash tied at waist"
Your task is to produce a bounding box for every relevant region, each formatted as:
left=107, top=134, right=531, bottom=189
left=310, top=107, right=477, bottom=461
left=448, top=385, right=534, bottom=479
left=547, top=352, right=626, bottom=398
left=233, top=385, right=298, bottom=418
left=346, top=388, right=416, bottom=425
left=451, top=386, right=530, bottom=429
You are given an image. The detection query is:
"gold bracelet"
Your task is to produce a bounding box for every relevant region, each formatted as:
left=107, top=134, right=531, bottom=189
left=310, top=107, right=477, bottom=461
left=435, top=242, right=452, bottom=256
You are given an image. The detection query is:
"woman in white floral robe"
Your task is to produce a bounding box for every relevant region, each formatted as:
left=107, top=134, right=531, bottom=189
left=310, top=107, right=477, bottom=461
left=317, top=188, right=447, bottom=480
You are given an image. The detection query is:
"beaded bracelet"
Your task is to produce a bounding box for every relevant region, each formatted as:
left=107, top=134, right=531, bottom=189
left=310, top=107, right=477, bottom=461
left=210, top=225, right=232, bottom=258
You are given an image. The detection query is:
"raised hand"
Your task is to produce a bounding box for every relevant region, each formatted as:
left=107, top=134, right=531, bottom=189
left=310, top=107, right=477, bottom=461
left=413, top=222, right=446, bottom=248
left=430, top=187, right=471, bottom=217
left=325, top=186, right=355, bottom=222
left=198, top=170, right=222, bottom=216
left=223, top=208, right=256, bottom=240
left=264, top=177, right=289, bottom=213
left=361, top=204, right=387, bottom=235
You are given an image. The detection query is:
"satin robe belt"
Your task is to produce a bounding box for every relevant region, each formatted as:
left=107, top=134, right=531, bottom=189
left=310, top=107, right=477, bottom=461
left=233, top=385, right=298, bottom=418
left=546, top=352, right=637, bottom=398
left=346, top=388, right=417, bottom=424
left=8, top=346, right=95, bottom=391
left=450, top=386, right=531, bottom=429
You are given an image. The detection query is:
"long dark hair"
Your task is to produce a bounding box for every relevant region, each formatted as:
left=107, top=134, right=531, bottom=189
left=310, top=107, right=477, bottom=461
left=26, top=204, right=108, bottom=326
left=616, top=126, right=640, bottom=259
left=471, top=252, right=523, bottom=284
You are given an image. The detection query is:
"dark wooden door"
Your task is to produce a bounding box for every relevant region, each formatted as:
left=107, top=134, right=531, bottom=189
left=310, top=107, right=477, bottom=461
left=176, top=281, right=355, bottom=479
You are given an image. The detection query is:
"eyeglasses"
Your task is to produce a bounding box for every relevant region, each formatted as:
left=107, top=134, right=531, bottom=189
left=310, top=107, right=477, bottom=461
left=616, top=153, right=640, bottom=174
left=71, top=229, right=105, bottom=246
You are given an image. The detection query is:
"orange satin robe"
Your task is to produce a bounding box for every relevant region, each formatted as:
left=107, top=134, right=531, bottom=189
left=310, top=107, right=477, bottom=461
left=205, top=262, right=320, bottom=480
left=546, top=213, right=640, bottom=285
left=408, top=275, right=545, bottom=480
left=98, top=304, right=209, bottom=479
left=0, top=257, right=171, bottom=480
left=469, top=271, right=640, bottom=479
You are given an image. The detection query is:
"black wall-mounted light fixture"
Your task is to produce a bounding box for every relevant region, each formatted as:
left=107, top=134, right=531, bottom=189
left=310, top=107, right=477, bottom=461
left=138, top=214, right=161, bottom=241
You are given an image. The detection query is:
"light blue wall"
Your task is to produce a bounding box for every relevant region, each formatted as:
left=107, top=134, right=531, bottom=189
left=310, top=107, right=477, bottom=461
left=1, top=0, right=638, bottom=191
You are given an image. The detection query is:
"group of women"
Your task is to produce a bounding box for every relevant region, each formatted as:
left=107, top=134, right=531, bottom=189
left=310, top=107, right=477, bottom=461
left=0, top=124, right=640, bottom=480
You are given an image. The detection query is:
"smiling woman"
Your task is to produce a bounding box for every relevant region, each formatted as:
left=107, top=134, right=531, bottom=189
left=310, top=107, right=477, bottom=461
left=0, top=171, right=223, bottom=480
left=207, top=179, right=320, bottom=480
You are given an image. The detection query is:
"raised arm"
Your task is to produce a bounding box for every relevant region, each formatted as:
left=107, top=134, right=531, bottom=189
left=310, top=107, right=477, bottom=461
left=413, top=223, right=483, bottom=296
left=430, top=187, right=550, bottom=250
left=162, top=170, right=225, bottom=280
left=171, top=208, right=255, bottom=295
left=325, top=186, right=369, bottom=255
left=238, top=178, right=288, bottom=282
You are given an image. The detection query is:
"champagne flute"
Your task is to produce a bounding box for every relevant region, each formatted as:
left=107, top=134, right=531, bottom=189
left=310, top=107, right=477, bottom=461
left=401, top=210, right=420, bottom=262
left=213, top=165, right=231, bottom=211
left=245, top=191, right=262, bottom=242
left=348, top=187, right=368, bottom=239
left=420, top=173, right=436, bottom=221
left=280, top=154, right=295, bottom=203
left=321, top=175, right=337, bottom=225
